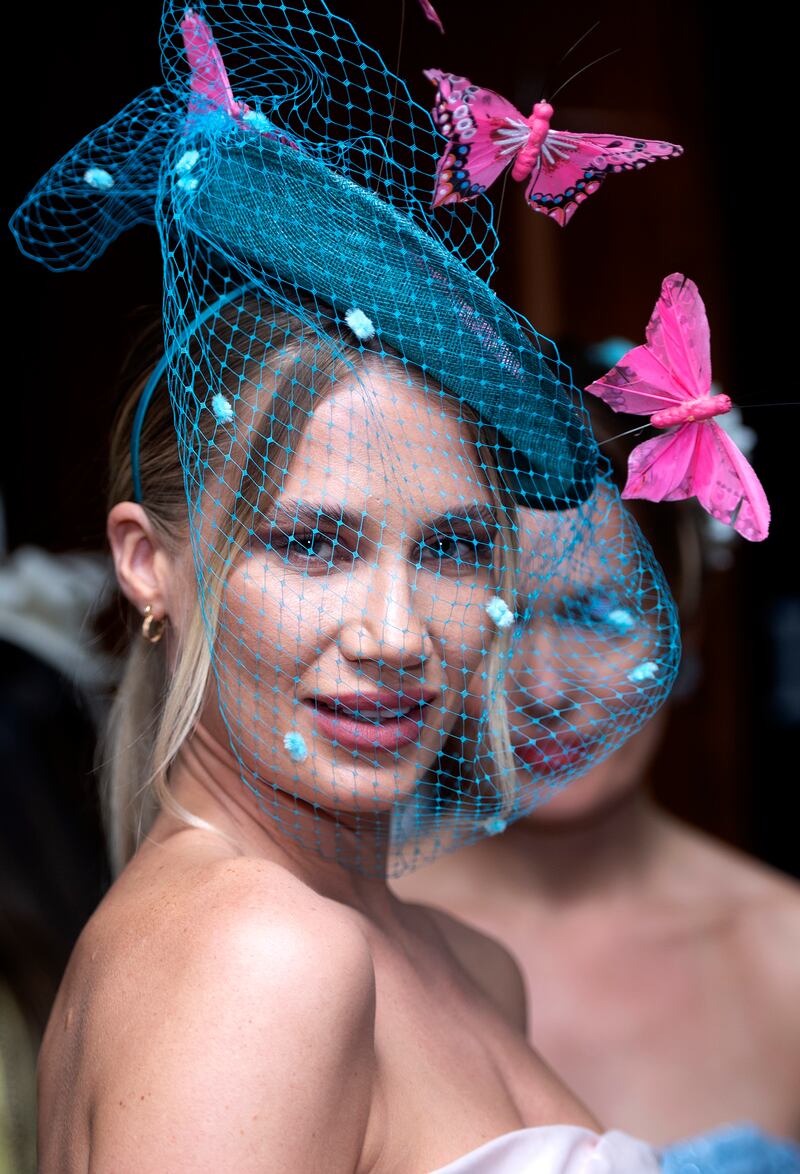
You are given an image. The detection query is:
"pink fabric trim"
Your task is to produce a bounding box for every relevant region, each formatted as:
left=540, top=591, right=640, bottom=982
left=430, top=1125, right=660, bottom=1173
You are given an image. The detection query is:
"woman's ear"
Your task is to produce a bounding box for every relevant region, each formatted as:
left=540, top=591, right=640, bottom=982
left=107, top=502, right=173, bottom=622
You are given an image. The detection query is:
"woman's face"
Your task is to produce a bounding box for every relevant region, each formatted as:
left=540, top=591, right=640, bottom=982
left=519, top=708, right=668, bottom=825
left=203, top=364, right=502, bottom=816
left=468, top=487, right=674, bottom=819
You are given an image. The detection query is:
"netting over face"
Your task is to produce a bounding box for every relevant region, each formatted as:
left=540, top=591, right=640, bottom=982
left=10, top=0, right=680, bottom=874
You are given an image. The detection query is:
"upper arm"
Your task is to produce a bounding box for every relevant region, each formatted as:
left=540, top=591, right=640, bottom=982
left=86, top=866, right=376, bottom=1173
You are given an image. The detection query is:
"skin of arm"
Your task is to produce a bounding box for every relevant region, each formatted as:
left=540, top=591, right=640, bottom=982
left=42, top=858, right=377, bottom=1174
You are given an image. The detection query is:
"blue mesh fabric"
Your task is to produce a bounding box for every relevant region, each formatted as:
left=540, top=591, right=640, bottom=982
left=10, top=0, right=681, bottom=875
left=661, top=1125, right=800, bottom=1173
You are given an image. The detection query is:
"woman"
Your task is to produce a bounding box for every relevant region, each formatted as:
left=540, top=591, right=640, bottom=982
left=34, top=297, right=673, bottom=1172
left=396, top=397, right=800, bottom=1155
left=12, top=3, right=678, bottom=1168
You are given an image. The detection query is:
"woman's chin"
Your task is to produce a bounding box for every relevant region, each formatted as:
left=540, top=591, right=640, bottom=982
left=521, top=760, right=639, bottom=827
left=514, top=710, right=667, bottom=829
left=235, top=738, right=443, bottom=818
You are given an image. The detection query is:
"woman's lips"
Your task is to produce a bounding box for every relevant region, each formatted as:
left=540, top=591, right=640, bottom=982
left=511, top=733, right=598, bottom=775
left=306, top=692, right=435, bottom=752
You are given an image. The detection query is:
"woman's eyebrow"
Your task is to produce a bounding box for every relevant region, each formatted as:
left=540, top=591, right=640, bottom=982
left=261, top=501, right=365, bottom=530
left=424, top=503, right=501, bottom=530
left=262, top=500, right=501, bottom=533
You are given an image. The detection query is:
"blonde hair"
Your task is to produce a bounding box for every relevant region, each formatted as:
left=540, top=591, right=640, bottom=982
left=102, top=295, right=517, bottom=873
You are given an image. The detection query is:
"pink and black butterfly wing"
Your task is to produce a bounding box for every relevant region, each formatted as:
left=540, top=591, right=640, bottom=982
left=425, top=70, right=525, bottom=206
left=524, top=153, right=603, bottom=227
left=525, top=131, right=683, bottom=225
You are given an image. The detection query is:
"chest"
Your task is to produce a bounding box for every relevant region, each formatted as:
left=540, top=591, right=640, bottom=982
left=519, top=932, right=800, bottom=1143
left=359, top=946, right=553, bottom=1173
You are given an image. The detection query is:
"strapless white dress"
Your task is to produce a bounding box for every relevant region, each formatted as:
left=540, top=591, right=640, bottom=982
left=430, top=1125, right=660, bottom=1173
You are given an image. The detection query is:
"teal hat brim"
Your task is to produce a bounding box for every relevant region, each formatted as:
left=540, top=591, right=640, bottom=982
left=183, top=135, right=597, bottom=508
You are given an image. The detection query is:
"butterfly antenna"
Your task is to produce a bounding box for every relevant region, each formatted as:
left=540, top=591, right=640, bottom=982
left=595, top=403, right=798, bottom=449
left=393, top=0, right=407, bottom=85
left=556, top=20, right=601, bottom=70
left=379, top=0, right=407, bottom=186
left=736, top=400, right=800, bottom=408
left=597, top=423, right=650, bottom=446
left=495, top=169, right=512, bottom=236
left=548, top=47, right=621, bottom=103
left=540, top=20, right=600, bottom=102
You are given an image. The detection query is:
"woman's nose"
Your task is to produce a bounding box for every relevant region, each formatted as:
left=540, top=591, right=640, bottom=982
left=506, top=628, right=635, bottom=734
left=339, top=560, right=433, bottom=668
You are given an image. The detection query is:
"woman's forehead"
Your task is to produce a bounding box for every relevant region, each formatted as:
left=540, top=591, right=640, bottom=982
left=517, top=484, right=623, bottom=551
left=276, top=370, right=495, bottom=512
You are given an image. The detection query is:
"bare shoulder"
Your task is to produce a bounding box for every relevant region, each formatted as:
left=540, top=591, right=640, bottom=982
left=425, top=904, right=527, bottom=1033
left=83, top=851, right=377, bottom=1016
left=41, top=852, right=376, bottom=1173
left=730, top=858, right=800, bottom=1009
left=676, top=819, right=800, bottom=1018
left=680, top=818, right=800, bottom=928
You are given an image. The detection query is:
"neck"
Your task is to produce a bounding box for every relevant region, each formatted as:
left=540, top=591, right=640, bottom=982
left=164, top=720, right=395, bottom=910
left=461, top=785, right=667, bottom=907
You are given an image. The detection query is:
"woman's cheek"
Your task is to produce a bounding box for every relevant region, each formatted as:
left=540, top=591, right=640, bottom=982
left=435, top=602, right=493, bottom=683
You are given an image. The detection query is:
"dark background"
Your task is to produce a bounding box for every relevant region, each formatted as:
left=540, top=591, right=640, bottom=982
left=2, top=0, right=797, bottom=876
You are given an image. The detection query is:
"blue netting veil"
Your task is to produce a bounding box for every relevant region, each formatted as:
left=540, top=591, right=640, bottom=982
left=11, top=1, right=681, bottom=875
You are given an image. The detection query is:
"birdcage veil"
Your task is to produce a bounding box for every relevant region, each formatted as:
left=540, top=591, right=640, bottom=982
left=10, top=0, right=680, bottom=875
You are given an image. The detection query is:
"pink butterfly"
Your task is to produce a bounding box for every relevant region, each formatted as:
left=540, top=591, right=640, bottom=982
left=182, top=8, right=249, bottom=121
left=586, top=273, right=770, bottom=542
left=181, top=9, right=296, bottom=147
left=425, top=70, right=683, bottom=226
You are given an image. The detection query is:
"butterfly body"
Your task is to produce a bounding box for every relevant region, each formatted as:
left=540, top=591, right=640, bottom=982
left=426, top=69, right=682, bottom=225
left=504, top=102, right=554, bottom=180
left=586, top=274, right=769, bottom=541
left=649, top=392, right=732, bottom=430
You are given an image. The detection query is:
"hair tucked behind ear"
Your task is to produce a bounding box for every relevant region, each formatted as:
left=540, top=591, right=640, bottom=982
left=101, top=297, right=397, bottom=871
left=102, top=321, right=219, bottom=874
left=102, top=294, right=518, bottom=873
left=102, top=295, right=336, bottom=872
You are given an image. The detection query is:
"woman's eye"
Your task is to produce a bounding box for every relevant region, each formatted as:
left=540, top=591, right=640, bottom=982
left=292, top=533, right=335, bottom=560
left=556, top=590, right=637, bottom=635
left=423, top=536, right=460, bottom=559
left=417, top=532, right=494, bottom=569
left=266, top=529, right=345, bottom=568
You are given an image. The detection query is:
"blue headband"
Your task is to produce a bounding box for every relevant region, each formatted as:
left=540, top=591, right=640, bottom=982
left=130, top=282, right=256, bottom=503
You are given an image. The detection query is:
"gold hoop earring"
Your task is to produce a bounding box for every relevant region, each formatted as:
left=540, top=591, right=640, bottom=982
left=141, top=604, right=166, bottom=644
